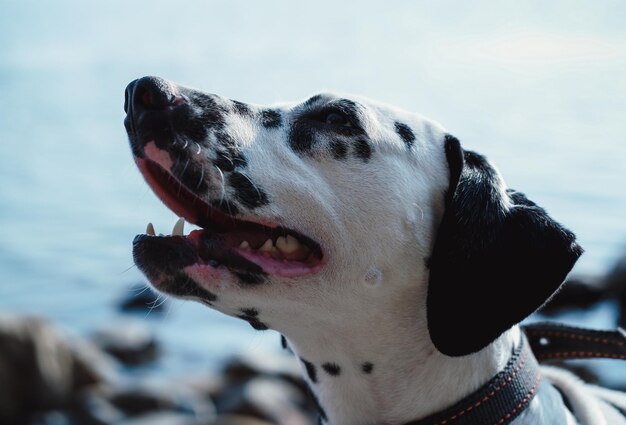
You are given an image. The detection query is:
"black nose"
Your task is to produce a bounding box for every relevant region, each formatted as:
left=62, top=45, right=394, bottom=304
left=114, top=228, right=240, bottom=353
left=124, top=76, right=183, bottom=114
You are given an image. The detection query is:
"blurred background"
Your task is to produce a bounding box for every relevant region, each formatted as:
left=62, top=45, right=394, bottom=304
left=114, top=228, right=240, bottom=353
left=1, top=1, right=625, bottom=424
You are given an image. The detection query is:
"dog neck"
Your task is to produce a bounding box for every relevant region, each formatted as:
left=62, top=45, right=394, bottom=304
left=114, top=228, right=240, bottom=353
left=278, top=282, right=520, bottom=425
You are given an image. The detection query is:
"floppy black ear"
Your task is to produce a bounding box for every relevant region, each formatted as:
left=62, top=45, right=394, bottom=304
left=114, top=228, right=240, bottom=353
left=427, top=135, right=583, bottom=356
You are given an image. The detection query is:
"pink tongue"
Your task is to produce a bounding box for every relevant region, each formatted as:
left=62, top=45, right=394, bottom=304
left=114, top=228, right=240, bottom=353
left=234, top=248, right=322, bottom=277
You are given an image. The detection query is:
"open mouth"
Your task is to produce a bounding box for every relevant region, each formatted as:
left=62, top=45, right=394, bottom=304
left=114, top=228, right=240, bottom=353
left=134, top=154, right=324, bottom=278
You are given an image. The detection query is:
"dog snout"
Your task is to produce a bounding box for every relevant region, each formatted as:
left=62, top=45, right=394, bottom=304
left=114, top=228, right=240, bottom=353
left=124, top=76, right=184, bottom=115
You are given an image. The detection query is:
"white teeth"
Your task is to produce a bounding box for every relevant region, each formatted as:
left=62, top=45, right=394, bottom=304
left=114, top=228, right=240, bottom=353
left=276, top=235, right=301, bottom=254
left=259, top=238, right=274, bottom=253
left=239, top=240, right=250, bottom=249
left=172, top=217, right=185, bottom=236
left=146, top=223, right=156, bottom=236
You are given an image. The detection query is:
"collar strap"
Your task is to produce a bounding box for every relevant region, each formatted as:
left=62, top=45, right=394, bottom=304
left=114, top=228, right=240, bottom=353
left=404, top=335, right=541, bottom=425
left=522, top=321, right=626, bottom=361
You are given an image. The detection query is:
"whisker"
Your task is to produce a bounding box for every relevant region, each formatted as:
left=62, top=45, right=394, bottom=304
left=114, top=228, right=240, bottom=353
left=176, top=158, right=191, bottom=197
left=217, top=193, right=236, bottom=217
left=117, top=264, right=137, bottom=275
left=144, top=293, right=162, bottom=319
left=195, top=165, right=205, bottom=190
left=147, top=292, right=162, bottom=308
left=164, top=298, right=177, bottom=320
left=214, top=165, right=227, bottom=204
left=131, top=284, right=151, bottom=295
left=151, top=295, right=169, bottom=310
left=180, top=158, right=191, bottom=177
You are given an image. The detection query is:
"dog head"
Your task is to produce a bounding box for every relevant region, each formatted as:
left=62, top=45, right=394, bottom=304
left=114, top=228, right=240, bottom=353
left=124, top=76, right=582, bottom=356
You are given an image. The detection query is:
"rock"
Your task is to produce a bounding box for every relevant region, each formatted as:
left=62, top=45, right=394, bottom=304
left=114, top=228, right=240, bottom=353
left=104, top=378, right=216, bottom=422
left=74, top=390, right=125, bottom=424
left=116, top=411, right=200, bottom=425
left=214, top=377, right=313, bottom=425
left=27, top=410, right=112, bottom=425
left=0, top=314, right=108, bottom=425
left=118, top=283, right=167, bottom=314
left=27, top=411, right=76, bottom=425
left=91, top=320, right=158, bottom=366
left=109, top=388, right=176, bottom=415
left=175, top=373, right=226, bottom=401
left=212, top=415, right=276, bottom=425
left=216, top=350, right=318, bottom=424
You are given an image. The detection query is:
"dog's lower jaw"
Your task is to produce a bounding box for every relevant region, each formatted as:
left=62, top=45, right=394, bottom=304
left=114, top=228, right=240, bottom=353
left=283, top=314, right=521, bottom=425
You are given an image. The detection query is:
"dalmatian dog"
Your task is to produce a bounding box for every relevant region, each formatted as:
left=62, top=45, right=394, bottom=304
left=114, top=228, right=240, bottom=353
left=123, top=76, right=626, bottom=425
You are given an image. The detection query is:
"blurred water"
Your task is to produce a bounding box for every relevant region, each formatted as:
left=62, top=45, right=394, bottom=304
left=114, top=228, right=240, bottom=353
left=1, top=0, right=625, bottom=375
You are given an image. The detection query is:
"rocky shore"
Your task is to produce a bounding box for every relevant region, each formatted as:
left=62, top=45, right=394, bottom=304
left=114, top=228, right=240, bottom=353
left=1, top=249, right=624, bottom=425
left=0, top=309, right=318, bottom=425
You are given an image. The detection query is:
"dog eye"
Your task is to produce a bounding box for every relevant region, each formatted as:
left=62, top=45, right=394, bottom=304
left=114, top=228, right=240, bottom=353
left=325, top=112, right=351, bottom=127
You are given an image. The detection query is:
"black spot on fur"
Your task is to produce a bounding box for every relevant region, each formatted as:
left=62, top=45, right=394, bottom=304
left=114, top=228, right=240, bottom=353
left=214, top=151, right=235, bottom=172
left=244, top=318, right=269, bottom=331
left=159, top=272, right=218, bottom=303
left=304, top=94, right=324, bottom=107
left=322, top=363, right=341, bottom=376
left=306, top=386, right=328, bottom=422
left=301, top=358, right=317, bottom=383
left=260, top=109, right=282, bottom=128
left=214, top=131, right=236, bottom=147
left=354, top=138, right=372, bottom=161
left=330, top=140, right=347, bottom=160
left=233, top=271, right=266, bottom=286
left=171, top=111, right=209, bottom=143
left=395, top=122, right=415, bottom=149
left=310, top=102, right=365, bottom=137
left=361, top=362, right=373, bottom=374
left=250, top=321, right=268, bottom=330
left=214, top=142, right=247, bottom=172
left=183, top=92, right=227, bottom=138
left=240, top=308, right=258, bottom=317
left=280, top=334, right=288, bottom=350
left=336, top=99, right=359, bottom=118
left=198, top=109, right=225, bottom=129
left=290, top=99, right=366, bottom=156
left=231, top=151, right=247, bottom=168
left=232, top=100, right=252, bottom=116
left=228, top=172, right=270, bottom=209
left=237, top=307, right=268, bottom=330
left=289, top=123, right=316, bottom=154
